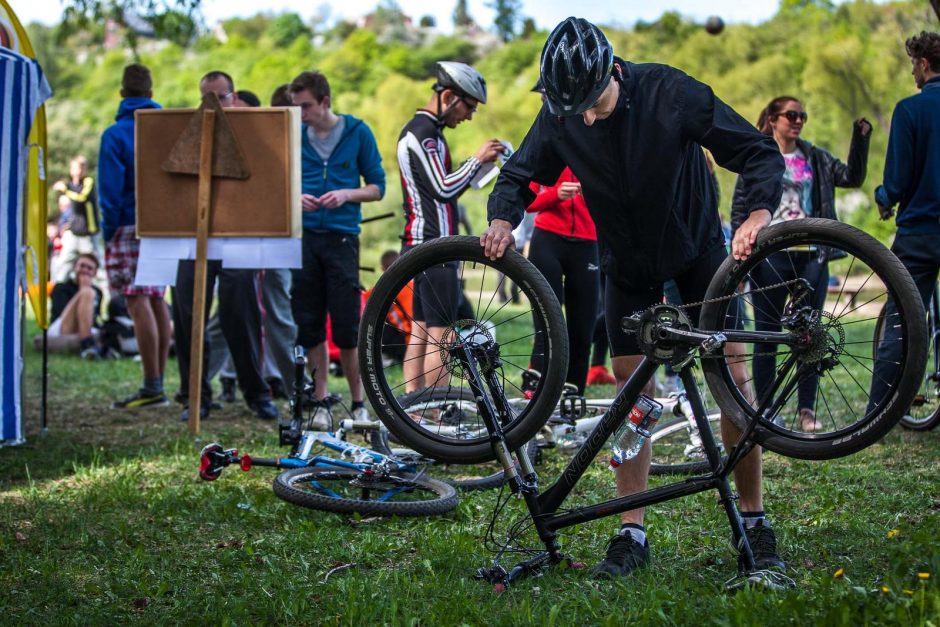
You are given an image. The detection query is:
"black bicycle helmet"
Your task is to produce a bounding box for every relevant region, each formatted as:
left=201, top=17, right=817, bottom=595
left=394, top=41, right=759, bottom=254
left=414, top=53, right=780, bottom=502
left=540, top=17, right=614, bottom=116
left=434, top=61, right=488, bottom=104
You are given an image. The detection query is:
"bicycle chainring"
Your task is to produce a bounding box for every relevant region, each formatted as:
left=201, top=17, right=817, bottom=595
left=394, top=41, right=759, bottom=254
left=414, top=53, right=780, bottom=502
left=635, top=304, right=695, bottom=366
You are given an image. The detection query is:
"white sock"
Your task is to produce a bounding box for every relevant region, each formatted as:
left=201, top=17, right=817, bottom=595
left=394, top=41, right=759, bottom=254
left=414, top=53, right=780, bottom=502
left=619, top=523, right=647, bottom=546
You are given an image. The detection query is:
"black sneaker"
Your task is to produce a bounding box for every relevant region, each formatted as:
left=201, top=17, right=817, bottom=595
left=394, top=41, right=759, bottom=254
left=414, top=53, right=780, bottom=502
left=180, top=404, right=210, bottom=422
left=112, top=390, right=169, bottom=409
left=521, top=369, right=541, bottom=399
left=738, top=522, right=786, bottom=572
left=592, top=534, right=651, bottom=579
left=249, top=399, right=279, bottom=421
left=267, top=377, right=287, bottom=400
left=219, top=377, right=237, bottom=403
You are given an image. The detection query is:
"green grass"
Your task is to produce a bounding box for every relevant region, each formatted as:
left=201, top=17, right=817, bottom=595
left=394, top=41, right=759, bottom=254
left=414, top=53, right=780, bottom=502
left=1, top=321, right=938, bottom=625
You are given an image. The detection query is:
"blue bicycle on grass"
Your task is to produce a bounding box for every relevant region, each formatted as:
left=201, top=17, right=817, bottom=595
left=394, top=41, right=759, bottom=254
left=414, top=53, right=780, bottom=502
left=198, top=348, right=458, bottom=517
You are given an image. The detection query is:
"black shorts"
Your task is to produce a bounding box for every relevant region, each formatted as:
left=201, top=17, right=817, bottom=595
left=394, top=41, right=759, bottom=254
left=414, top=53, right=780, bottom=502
left=291, top=230, right=361, bottom=349
left=411, top=261, right=460, bottom=328
left=605, top=246, right=728, bottom=356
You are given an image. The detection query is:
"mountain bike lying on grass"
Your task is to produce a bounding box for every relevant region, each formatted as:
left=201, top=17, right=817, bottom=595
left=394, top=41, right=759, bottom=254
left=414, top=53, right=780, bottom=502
left=359, top=220, right=927, bottom=590
left=380, top=383, right=722, bottom=476
left=198, top=349, right=458, bottom=517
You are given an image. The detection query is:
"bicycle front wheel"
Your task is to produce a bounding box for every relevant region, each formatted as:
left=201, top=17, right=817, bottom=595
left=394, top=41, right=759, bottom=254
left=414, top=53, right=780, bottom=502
left=700, top=219, right=928, bottom=460
left=360, top=236, right=568, bottom=464
left=272, top=467, right=458, bottom=517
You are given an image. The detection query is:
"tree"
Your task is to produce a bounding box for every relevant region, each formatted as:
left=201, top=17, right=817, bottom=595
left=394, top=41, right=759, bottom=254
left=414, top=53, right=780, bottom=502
left=453, top=0, right=473, bottom=29
left=419, top=15, right=436, bottom=29
left=489, top=0, right=521, bottom=42
left=58, top=0, right=202, bottom=53
left=520, top=17, right=536, bottom=40
left=264, top=13, right=311, bottom=47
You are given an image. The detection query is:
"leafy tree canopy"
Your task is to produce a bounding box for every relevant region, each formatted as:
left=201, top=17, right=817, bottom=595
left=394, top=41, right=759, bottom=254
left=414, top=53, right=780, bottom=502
left=33, top=0, right=939, bottom=264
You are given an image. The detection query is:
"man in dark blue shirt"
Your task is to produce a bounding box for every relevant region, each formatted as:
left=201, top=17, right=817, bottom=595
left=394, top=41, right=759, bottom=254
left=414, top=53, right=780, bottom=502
left=870, top=31, right=940, bottom=413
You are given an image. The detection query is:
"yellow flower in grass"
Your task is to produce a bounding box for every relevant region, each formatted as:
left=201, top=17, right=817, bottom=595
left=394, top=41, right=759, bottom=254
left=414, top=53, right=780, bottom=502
left=880, top=586, right=891, bottom=594
left=918, top=573, right=930, bottom=580
left=886, top=529, right=900, bottom=539
left=834, top=568, right=845, bottom=579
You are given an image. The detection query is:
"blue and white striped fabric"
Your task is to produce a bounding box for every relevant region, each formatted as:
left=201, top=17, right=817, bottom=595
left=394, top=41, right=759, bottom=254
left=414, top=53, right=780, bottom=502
left=1, top=48, right=51, bottom=445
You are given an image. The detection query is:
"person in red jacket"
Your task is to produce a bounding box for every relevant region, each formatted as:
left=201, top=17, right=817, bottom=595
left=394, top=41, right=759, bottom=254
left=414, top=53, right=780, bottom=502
left=525, top=166, right=600, bottom=394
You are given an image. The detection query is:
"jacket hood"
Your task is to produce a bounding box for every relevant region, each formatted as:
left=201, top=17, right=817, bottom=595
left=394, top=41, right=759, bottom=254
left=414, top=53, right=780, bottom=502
left=116, top=97, right=161, bottom=121
left=302, top=113, right=363, bottom=142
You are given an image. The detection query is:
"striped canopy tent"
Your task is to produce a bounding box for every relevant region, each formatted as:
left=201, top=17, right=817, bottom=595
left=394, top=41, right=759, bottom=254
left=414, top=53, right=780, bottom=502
left=1, top=0, right=51, bottom=446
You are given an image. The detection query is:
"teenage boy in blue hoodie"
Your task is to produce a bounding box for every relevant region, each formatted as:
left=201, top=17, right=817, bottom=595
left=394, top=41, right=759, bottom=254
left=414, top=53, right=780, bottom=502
left=289, top=71, right=386, bottom=429
left=99, top=64, right=173, bottom=409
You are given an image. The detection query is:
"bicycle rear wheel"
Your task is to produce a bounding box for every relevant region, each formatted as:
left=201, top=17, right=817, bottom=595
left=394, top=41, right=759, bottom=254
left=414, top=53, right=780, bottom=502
left=700, top=219, right=927, bottom=460
left=359, top=236, right=568, bottom=464
left=272, top=467, right=458, bottom=517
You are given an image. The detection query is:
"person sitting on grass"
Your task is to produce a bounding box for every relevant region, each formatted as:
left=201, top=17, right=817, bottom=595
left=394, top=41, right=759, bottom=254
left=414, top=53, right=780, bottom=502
left=45, top=253, right=107, bottom=359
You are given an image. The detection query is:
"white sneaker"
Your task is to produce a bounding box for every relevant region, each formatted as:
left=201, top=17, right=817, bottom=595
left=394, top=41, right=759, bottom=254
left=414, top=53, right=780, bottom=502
left=351, top=406, right=370, bottom=423
left=309, top=404, right=333, bottom=431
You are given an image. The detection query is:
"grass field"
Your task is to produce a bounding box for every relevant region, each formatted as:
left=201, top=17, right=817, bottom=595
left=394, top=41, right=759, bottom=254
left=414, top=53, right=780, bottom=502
left=1, top=309, right=938, bottom=625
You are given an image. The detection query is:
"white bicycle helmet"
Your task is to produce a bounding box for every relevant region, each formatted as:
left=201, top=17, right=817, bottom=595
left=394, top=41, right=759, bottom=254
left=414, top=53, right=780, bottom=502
left=434, top=61, right=488, bottom=104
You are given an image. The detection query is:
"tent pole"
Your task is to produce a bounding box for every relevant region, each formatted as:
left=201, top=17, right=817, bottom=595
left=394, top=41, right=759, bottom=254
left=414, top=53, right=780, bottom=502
left=40, top=328, right=48, bottom=436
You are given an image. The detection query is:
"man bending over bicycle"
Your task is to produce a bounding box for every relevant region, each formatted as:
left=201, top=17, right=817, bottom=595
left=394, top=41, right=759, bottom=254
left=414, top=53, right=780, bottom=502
left=481, top=17, right=786, bottom=578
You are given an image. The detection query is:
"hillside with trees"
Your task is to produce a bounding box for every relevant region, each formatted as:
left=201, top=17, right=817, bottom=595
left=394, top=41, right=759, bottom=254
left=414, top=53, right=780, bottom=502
left=27, top=0, right=938, bottom=271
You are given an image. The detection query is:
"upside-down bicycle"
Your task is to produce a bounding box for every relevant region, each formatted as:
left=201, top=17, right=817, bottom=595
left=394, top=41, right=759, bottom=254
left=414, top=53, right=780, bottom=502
left=359, top=219, right=927, bottom=589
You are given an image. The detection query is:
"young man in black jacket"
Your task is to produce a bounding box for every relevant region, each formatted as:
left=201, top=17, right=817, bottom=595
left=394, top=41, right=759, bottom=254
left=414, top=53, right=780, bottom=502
left=481, top=17, right=786, bottom=579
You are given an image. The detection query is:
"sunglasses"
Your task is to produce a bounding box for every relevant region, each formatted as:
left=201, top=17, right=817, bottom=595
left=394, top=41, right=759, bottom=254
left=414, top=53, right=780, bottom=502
left=459, top=97, right=478, bottom=114
left=779, top=110, right=808, bottom=124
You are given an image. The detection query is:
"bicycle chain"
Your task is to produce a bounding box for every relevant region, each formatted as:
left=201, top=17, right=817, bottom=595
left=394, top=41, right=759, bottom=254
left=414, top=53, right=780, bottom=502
left=676, top=277, right=805, bottom=312
left=671, top=277, right=809, bottom=359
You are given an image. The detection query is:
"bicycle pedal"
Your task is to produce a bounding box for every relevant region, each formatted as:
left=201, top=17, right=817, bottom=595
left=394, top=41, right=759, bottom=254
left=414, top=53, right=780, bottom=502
left=473, top=564, right=507, bottom=583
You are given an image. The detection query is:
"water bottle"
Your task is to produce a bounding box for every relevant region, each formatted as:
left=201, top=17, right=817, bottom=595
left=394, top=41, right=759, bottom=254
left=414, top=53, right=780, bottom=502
left=608, top=395, right=664, bottom=470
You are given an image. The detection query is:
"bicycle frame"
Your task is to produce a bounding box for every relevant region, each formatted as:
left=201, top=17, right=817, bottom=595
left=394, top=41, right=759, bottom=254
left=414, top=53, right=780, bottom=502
left=461, top=314, right=806, bottom=589
left=251, top=429, right=417, bottom=475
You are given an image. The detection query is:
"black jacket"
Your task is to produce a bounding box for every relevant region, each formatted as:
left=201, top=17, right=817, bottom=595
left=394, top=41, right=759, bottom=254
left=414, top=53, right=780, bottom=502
left=488, top=59, right=784, bottom=289
left=730, top=122, right=870, bottom=232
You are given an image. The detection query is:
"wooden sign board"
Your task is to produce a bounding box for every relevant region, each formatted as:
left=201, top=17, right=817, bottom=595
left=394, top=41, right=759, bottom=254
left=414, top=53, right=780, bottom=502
left=135, top=107, right=301, bottom=237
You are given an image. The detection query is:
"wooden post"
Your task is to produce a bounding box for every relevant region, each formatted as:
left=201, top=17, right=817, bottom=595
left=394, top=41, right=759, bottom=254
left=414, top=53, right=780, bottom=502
left=188, top=109, right=216, bottom=434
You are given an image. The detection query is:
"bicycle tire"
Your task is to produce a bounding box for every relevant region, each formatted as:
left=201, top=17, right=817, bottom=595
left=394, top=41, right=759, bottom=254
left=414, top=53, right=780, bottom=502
left=700, top=219, right=928, bottom=460
left=359, top=236, right=568, bottom=464
left=272, top=467, right=458, bottom=517
left=649, top=414, right=722, bottom=475
left=895, top=288, right=940, bottom=431
left=370, top=385, right=539, bottom=490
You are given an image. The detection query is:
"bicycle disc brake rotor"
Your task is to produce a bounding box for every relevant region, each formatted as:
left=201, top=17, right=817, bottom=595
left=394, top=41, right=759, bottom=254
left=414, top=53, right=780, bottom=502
left=440, top=319, right=496, bottom=378
left=635, top=304, right=694, bottom=366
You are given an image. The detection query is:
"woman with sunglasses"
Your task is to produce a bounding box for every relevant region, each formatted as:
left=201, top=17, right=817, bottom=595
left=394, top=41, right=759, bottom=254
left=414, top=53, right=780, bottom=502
left=732, top=96, right=872, bottom=432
